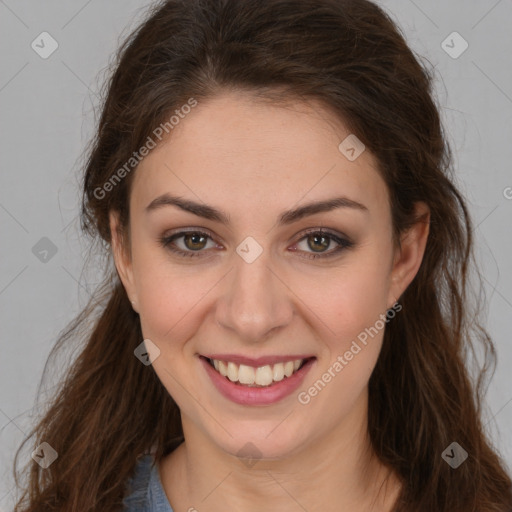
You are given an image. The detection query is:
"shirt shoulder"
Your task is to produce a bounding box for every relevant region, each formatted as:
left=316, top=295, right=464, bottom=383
left=123, top=453, right=174, bottom=512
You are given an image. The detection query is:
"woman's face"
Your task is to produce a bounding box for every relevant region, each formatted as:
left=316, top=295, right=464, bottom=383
left=111, top=90, right=428, bottom=461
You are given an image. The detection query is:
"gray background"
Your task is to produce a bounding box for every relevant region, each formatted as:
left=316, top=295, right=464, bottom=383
left=1, top=1, right=511, bottom=509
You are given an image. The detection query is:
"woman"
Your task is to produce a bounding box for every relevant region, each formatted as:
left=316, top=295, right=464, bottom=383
left=12, top=0, right=512, bottom=510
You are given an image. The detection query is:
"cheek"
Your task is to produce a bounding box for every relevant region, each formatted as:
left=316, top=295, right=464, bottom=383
left=132, top=250, right=221, bottom=351
left=293, top=251, right=391, bottom=343
left=292, top=251, right=390, bottom=404
left=295, top=268, right=389, bottom=420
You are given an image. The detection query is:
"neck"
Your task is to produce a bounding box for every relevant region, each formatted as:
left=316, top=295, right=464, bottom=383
left=160, top=393, right=400, bottom=511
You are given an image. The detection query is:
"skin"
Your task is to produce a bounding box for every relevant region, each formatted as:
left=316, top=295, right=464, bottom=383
left=110, top=90, right=430, bottom=511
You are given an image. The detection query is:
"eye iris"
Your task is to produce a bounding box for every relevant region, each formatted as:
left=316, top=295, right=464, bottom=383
left=308, top=234, right=329, bottom=252
left=184, top=233, right=207, bottom=250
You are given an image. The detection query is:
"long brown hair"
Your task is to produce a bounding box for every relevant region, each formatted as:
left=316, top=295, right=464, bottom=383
left=12, top=0, right=512, bottom=510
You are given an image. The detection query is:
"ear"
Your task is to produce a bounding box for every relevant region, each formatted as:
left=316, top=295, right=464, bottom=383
left=387, top=201, right=430, bottom=307
left=109, top=211, right=138, bottom=312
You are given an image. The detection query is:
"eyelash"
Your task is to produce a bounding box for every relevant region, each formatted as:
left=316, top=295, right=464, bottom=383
left=158, top=227, right=354, bottom=260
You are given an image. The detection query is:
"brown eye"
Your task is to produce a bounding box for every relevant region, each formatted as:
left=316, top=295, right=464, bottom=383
left=159, top=229, right=218, bottom=258
left=292, top=229, right=354, bottom=260
left=183, top=232, right=208, bottom=251
left=307, top=233, right=331, bottom=253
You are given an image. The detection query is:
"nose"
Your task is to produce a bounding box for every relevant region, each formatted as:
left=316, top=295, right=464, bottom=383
left=215, top=247, right=294, bottom=344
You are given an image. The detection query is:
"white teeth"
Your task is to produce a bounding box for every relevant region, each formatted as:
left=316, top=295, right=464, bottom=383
left=273, top=363, right=285, bottom=382
left=218, top=360, right=228, bottom=377
left=284, top=361, right=294, bottom=377
left=227, top=361, right=238, bottom=382
left=255, top=365, right=273, bottom=386
left=209, top=358, right=307, bottom=386
left=238, top=364, right=255, bottom=385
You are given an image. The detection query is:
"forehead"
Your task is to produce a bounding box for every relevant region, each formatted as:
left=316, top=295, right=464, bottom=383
left=130, top=91, right=388, bottom=220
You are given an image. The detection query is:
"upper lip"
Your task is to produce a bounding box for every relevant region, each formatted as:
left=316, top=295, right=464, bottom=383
left=201, top=353, right=315, bottom=367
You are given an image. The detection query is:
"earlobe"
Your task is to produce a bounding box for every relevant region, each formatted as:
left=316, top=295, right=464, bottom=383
left=109, top=211, right=138, bottom=310
left=388, top=202, right=430, bottom=306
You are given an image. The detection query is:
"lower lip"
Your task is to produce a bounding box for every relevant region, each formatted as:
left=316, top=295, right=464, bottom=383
left=200, top=356, right=315, bottom=406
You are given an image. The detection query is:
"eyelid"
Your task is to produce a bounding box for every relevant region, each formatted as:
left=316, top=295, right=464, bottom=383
left=289, top=227, right=354, bottom=260
left=162, top=226, right=217, bottom=240
left=295, top=227, right=353, bottom=245
left=158, top=227, right=221, bottom=258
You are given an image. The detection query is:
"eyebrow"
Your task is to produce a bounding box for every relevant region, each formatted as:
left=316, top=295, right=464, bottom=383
left=145, top=193, right=368, bottom=226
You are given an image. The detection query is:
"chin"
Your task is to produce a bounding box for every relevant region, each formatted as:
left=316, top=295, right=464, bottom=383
left=209, top=422, right=312, bottom=463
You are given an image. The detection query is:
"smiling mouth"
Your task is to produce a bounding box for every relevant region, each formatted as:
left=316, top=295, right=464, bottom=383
left=202, top=356, right=314, bottom=387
